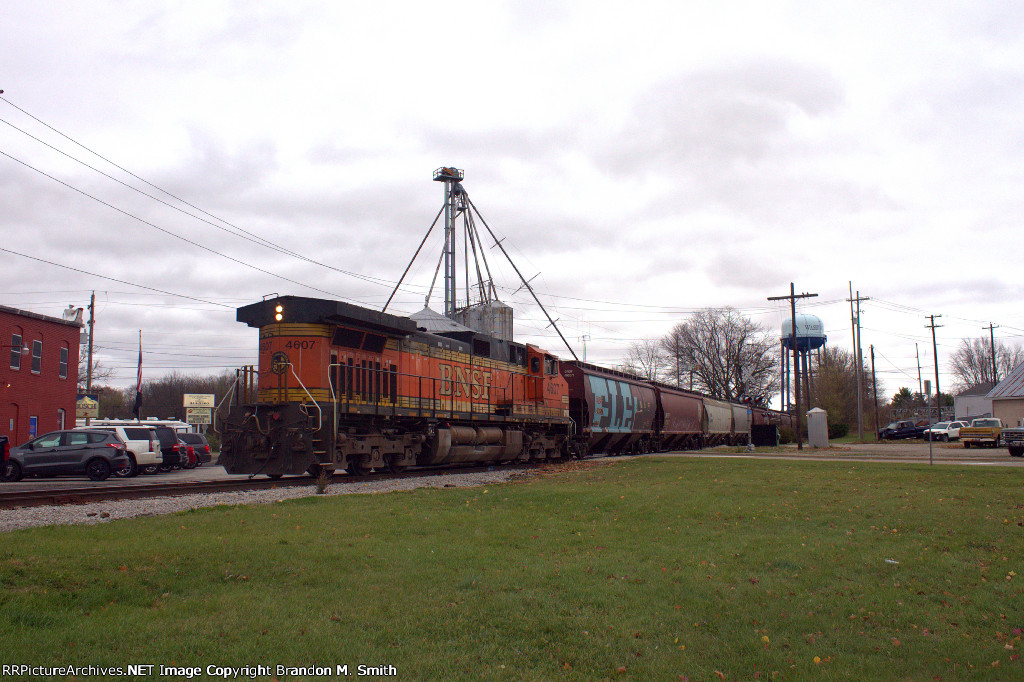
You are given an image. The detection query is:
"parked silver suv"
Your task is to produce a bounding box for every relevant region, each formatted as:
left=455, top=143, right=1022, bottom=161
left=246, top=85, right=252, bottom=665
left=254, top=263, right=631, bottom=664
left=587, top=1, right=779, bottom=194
left=3, top=429, right=130, bottom=482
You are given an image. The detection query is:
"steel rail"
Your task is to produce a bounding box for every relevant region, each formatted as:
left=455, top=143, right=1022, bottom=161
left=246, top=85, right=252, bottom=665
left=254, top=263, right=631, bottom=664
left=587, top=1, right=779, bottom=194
left=0, top=462, right=543, bottom=510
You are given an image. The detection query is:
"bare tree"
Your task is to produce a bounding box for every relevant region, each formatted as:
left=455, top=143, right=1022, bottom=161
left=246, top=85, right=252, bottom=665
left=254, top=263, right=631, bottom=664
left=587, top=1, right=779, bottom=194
left=663, top=307, right=779, bottom=405
left=619, top=339, right=668, bottom=381
left=808, top=346, right=878, bottom=429
left=659, top=331, right=692, bottom=388
left=77, top=346, right=116, bottom=390
left=949, top=337, right=1024, bottom=390
left=95, top=384, right=130, bottom=418
left=107, top=371, right=238, bottom=420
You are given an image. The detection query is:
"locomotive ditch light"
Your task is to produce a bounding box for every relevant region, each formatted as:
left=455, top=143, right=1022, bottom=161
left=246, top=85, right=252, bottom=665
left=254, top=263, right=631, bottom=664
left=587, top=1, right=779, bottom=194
left=275, top=304, right=284, bottom=321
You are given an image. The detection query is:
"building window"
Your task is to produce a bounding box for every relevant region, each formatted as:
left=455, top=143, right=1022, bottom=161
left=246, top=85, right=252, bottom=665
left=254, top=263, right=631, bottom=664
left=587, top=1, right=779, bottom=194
left=31, top=340, right=42, bottom=374
left=59, top=346, right=69, bottom=379
left=10, top=333, right=22, bottom=370
left=57, top=408, right=66, bottom=429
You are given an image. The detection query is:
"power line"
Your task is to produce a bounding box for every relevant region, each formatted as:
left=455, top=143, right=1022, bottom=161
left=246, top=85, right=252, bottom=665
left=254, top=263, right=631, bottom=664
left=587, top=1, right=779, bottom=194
left=0, top=245, right=234, bottom=308
left=0, top=148, right=356, bottom=301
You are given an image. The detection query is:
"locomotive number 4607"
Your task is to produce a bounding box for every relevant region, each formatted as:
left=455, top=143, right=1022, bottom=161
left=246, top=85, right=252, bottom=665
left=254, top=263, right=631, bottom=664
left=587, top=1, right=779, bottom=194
left=282, top=340, right=316, bottom=350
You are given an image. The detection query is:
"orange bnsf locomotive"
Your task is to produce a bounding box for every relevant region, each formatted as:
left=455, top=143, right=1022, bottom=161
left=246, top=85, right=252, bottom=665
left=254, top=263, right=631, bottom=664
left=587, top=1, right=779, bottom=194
left=218, top=296, right=571, bottom=477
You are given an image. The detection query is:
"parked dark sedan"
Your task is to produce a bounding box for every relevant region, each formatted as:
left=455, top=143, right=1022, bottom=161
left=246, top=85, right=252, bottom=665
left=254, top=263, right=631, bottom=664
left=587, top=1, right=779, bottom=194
left=3, top=429, right=130, bottom=481
left=177, top=432, right=212, bottom=465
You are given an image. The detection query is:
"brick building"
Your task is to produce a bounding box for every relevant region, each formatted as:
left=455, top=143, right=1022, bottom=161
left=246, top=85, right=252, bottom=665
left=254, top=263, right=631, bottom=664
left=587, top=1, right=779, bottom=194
left=1, top=304, right=82, bottom=445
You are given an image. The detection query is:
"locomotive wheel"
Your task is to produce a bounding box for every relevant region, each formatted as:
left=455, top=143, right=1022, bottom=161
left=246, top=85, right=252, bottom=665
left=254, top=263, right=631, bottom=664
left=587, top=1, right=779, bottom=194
left=385, top=453, right=408, bottom=474
left=348, top=460, right=372, bottom=476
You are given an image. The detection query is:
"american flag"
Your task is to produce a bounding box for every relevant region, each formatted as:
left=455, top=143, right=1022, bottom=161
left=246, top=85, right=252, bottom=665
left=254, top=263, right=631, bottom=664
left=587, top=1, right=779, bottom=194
left=132, top=335, right=142, bottom=419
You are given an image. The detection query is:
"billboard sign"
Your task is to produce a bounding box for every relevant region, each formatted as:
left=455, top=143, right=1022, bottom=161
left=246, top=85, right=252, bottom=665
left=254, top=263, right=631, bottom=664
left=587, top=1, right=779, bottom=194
left=186, top=407, right=212, bottom=425
left=76, top=393, right=100, bottom=418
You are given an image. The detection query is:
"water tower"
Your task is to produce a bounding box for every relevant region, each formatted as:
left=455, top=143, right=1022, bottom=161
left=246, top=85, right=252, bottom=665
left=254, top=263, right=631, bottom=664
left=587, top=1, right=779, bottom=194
left=780, top=314, right=826, bottom=413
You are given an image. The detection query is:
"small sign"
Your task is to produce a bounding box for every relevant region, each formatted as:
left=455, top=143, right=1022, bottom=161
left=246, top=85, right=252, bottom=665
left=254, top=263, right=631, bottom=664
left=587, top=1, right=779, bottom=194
left=77, top=393, right=100, bottom=418
left=183, top=393, right=215, bottom=408
left=186, top=407, right=212, bottom=425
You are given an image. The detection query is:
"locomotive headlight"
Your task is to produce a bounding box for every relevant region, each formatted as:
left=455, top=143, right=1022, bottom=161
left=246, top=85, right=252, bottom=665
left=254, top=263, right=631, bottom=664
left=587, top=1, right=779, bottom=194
left=275, top=304, right=283, bottom=321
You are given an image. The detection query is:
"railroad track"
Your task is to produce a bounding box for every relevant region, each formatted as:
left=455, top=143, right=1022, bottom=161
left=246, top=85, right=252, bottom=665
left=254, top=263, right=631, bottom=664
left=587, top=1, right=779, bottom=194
left=0, top=462, right=541, bottom=510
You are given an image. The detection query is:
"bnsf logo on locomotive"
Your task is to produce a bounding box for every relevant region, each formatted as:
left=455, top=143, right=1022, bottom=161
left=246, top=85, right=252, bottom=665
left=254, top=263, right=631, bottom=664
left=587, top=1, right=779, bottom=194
left=438, top=363, right=493, bottom=399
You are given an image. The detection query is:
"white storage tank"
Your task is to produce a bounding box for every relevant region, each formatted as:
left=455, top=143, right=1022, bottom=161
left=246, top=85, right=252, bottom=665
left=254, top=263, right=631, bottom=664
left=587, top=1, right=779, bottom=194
left=453, top=301, right=514, bottom=341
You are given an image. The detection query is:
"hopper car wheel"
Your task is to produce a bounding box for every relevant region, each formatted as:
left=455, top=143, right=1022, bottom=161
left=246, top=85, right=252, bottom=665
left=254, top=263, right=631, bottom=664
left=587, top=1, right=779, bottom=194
left=964, top=442, right=971, bottom=449
left=267, top=474, right=283, bottom=480
left=385, top=453, right=407, bottom=474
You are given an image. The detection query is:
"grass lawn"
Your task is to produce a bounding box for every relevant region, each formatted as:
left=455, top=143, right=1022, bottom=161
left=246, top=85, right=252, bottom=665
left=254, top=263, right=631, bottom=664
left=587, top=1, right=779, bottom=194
left=1, top=458, right=1022, bottom=680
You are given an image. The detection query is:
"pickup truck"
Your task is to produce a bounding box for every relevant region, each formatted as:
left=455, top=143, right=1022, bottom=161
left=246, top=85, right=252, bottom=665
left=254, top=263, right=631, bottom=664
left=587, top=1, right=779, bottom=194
left=879, top=420, right=927, bottom=440
left=1001, top=427, right=1024, bottom=457
left=960, top=418, right=1003, bottom=448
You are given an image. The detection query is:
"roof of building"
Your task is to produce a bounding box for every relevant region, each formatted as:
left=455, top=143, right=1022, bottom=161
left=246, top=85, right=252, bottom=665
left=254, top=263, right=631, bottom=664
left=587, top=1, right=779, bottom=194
left=987, top=363, right=1024, bottom=399
left=957, top=381, right=997, bottom=397
left=0, top=304, right=83, bottom=328
left=409, top=307, right=474, bottom=334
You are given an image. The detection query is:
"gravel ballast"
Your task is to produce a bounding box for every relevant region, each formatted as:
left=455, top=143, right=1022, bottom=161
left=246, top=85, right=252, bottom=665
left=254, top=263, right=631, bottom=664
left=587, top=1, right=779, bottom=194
left=0, top=470, right=521, bottom=533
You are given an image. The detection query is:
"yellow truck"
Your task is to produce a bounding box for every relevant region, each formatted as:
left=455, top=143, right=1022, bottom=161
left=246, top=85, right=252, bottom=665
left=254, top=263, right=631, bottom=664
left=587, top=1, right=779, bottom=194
left=960, top=417, right=1003, bottom=448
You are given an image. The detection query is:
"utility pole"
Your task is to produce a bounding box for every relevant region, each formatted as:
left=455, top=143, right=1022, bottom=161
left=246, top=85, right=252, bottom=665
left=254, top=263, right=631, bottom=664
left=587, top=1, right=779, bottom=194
left=847, top=285, right=869, bottom=440
left=984, top=323, right=999, bottom=384
left=768, top=283, right=818, bottom=450
left=85, top=291, right=95, bottom=426
left=927, top=315, right=943, bottom=422
left=86, top=291, right=95, bottom=392
left=870, top=344, right=879, bottom=439
left=915, top=343, right=923, bottom=398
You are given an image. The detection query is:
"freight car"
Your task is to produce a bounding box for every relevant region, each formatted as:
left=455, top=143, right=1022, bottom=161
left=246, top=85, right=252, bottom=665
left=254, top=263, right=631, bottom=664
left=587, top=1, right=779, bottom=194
left=218, top=296, right=793, bottom=477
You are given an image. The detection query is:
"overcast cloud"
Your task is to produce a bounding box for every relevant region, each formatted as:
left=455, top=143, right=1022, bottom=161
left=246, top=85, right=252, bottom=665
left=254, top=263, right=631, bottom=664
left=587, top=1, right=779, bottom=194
left=2, top=0, right=1023, bottom=402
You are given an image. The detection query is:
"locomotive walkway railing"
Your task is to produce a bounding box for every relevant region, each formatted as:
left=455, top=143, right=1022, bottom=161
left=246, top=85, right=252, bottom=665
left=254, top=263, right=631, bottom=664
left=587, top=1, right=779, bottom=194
left=324, top=364, right=550, bottom=427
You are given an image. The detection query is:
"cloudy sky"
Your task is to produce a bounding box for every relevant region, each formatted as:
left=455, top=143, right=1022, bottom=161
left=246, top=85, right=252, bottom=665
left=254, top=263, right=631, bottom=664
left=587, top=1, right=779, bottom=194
left=3, top=0, right=1023, bottom=406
